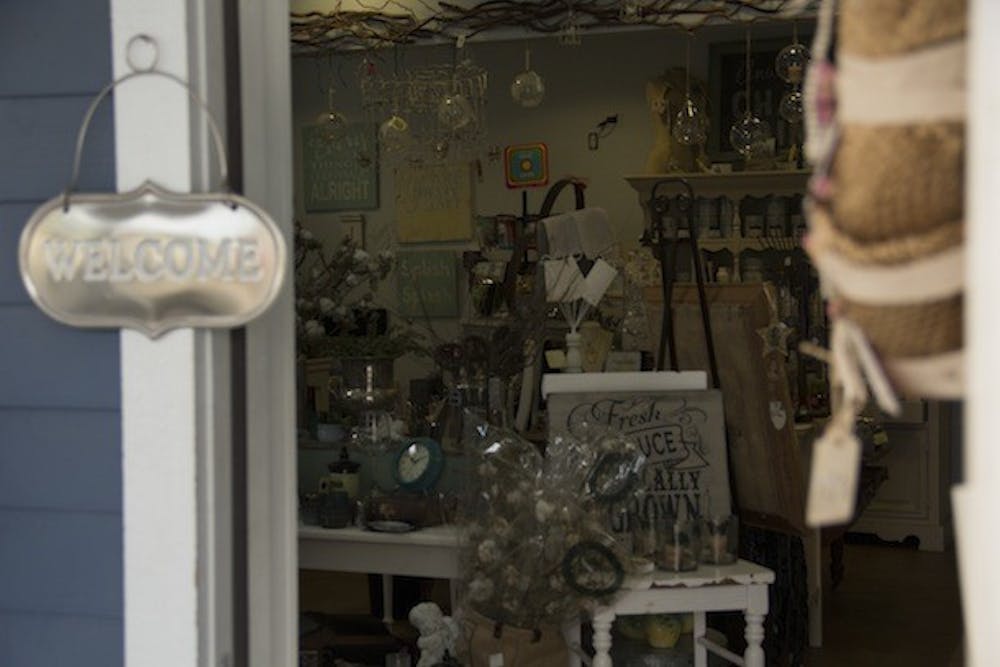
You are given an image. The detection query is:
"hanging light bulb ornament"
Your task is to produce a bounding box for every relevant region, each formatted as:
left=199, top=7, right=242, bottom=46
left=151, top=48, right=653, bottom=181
left=510, top=47, right=545, bottom=108
left=438, top=40, right=476, bottom=131
left=673, top=34, right=707, bottom=146
left=437, top=92, right=474, bottom=130
left=316, top=86, right=348, bottom=143
left=729, top=29, right=773, bottom=159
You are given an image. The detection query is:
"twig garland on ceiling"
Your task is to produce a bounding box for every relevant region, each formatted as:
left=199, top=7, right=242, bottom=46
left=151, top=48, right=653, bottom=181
left=291, top=0, right=817, bottom=55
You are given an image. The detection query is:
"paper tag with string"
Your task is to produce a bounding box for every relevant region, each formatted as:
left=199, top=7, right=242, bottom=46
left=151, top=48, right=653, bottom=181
left=580, top=258, right=617, bottom=306
left=806, top=425, right=862, bottom=526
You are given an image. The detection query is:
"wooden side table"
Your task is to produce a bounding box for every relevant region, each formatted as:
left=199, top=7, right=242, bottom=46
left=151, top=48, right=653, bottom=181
left=570, top=560, right=775, bottom=667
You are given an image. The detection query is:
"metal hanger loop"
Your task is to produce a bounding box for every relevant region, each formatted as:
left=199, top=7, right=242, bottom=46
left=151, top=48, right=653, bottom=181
left=64, top=34, right=231, bottom=211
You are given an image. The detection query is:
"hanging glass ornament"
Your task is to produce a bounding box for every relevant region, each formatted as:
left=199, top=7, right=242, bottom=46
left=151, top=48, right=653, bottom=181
left=510, top=47, right=545, bottom=108
left=729, top=29, right=773, bottom=158
left=437, top=92, right=474, bottom=130
left=729, top=114, right=772, bottom=158
left=779, top=89, right=804, bottom=123
left=672, top=34, right=707, bottom=146
left=434, top=139, right=450, bottom=160
left=674, top=99, right=708, bottom=146
left=775, top=25, right=809, bottom=85
left=317, top=109, right=348, bottom=143
left=379, top=114, right=410, bottom=152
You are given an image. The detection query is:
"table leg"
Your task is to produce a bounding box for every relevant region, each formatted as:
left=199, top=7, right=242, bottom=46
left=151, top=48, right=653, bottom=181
left=693, top=612, right=707, bottom=667
left=744, top=584, right=769, bottom=667
left=805, top=528, right=823, bottom=647
left=382, top=574, right=394, bottom=626
left=563, top=618, right=583, bottom=667
left=592, top=610, right=615, bottom=667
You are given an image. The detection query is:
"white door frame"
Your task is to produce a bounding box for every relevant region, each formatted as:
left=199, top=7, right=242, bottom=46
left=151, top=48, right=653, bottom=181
left=958, top=1, right=1000, bottom=665
left=237, top=1, right=299, bottom=665
left=111, top=0, right=297, bottom=665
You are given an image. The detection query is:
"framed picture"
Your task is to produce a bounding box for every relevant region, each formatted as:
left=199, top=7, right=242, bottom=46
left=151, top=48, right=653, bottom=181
left=301, top=123, right=379, bottom=212
left=396, top=163, right=473, bottom=243
left=548, top=389, right=732, bottom=523
left=396, top=250, right=460, bottom=319
left=707, top=35, right=811, bottom=162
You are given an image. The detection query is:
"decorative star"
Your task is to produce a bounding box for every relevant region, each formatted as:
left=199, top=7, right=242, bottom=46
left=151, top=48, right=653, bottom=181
left=757, top=319, right=792, bottom=358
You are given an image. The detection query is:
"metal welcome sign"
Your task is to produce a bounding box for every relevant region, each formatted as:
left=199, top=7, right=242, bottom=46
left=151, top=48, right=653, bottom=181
left=19, top=36, right=285, bottom=338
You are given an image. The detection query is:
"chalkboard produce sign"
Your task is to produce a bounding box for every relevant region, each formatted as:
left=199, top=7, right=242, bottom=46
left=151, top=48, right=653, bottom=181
left=301, top=123, right=378, bottom=212
left=548, top=390, right=732, bottom=525
left=708, top=36, right=810, bottom=161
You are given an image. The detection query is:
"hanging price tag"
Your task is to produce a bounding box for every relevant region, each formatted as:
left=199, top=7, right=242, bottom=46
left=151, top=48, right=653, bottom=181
left=806, top=428, right=862, bottom=527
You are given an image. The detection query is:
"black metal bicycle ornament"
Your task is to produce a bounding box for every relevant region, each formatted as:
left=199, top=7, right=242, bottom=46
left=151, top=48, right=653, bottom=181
left=19, top=35, right=285, bottom=338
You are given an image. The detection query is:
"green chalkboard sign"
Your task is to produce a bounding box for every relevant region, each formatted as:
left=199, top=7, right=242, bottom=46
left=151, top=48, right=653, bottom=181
left=302, top=123, right=379, bottom=212
left=396, top=250, right=459, bottom=319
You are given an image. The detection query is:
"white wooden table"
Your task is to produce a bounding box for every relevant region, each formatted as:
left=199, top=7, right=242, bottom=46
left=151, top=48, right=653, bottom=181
left=299, top=527, right=773, bottom=666
left=575, top=560, right=775, bottom=667
left=299, top=524, right=463, bottom=624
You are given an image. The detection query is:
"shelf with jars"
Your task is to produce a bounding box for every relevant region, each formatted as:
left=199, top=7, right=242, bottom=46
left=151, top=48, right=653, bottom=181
left=625, top=169, right=827, bottom=422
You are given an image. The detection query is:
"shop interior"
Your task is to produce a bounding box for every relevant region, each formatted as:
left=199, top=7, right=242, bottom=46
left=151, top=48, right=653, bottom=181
left=289, top=3, right=963, bottom=665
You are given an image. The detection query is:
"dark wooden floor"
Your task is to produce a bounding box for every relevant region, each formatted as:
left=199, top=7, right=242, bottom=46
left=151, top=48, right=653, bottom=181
left=805, top=543, right=963, bottom=666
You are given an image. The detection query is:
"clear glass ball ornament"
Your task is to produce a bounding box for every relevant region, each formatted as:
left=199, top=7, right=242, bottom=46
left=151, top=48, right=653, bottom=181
left=316, top=110, right=348, bottom=143
left=729, top=114, right=772, bottom=158
left=378, top=115, right=410, bottom=152
left=672, top=98, right=708, bottom=146
left=434, top=139, right=450, bottom=160
left=779, top=89, right=804, bottom=123
left=510, top=70, right=545, bottom=108
left=775, top=43, right=809, bottom=85
left=437, top=93, right=474, bottom=130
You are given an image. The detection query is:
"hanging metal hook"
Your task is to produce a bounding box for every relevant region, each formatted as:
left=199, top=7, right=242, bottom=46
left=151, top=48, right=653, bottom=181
left=64, top=34, right=232, bottom=211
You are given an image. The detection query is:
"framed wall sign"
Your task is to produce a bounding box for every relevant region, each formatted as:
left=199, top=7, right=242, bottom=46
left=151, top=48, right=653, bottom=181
left=707, top=36, right=811, bottom=162
left=302, top=123, right=379, bottom=212
left=504, top=142, right=549, bottom=189
left=396, top=163, right=473, bottom=243
left=548, top=389, right=732, bottom=524
left=396, top=250, right=459, bottom=319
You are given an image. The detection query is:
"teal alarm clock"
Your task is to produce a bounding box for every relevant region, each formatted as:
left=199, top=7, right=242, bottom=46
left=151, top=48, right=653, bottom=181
left=393, top=437, right=445, bottom=491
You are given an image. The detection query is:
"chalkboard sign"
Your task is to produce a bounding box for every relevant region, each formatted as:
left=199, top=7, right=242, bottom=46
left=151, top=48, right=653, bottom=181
left=301, top=123, right=378, bottom=212
left=548, top=390, right=731, bottom=523
left=396, top=250, right=459, bottom=319
left=708, top=36, right=810, bottom=161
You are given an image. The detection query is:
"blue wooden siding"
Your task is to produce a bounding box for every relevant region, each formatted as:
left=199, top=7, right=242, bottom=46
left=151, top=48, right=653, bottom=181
left=0, top=1, right=123, bottom=665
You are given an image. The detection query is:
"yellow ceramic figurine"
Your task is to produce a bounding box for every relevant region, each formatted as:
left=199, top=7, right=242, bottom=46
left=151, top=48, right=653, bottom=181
left=644, top=68, right=712, bottom=174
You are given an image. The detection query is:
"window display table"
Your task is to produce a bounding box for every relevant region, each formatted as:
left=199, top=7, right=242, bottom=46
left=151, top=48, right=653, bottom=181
left=574, top=560, right=775, bottom=667
left=300, top=527, right=773, bottom=667
left=298, top=524, right=463, bottom=624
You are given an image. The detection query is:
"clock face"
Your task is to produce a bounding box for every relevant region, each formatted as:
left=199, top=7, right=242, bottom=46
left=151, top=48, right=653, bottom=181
left=397, top=442, right=430, bottom=484
left=393, top=437, right=444, bottom=491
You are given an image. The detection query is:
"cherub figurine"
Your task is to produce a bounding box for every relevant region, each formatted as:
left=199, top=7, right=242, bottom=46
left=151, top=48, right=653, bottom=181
left=408, top=602, right=461, bottom=667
